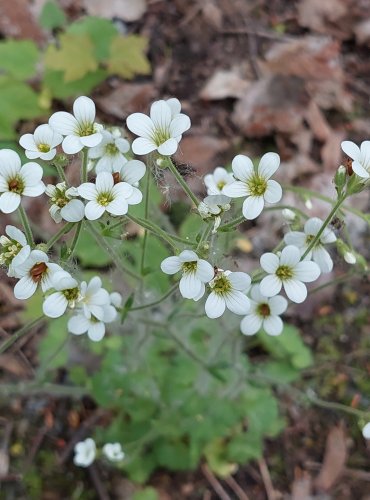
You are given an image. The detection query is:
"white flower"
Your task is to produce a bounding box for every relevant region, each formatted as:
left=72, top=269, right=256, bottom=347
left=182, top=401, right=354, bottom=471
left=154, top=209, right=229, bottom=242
left=341, top=140, right=370, bottom=179
left=0, top=149, right=45, bottom=213
left=74, top=438, right=96, bottom=467
left=45, top=182, right=85, bottom=223
left=43, top=271, right=80, bottom=318
left=89, top=129, right=130, bottom=173
left=49, top=96, right=102, bottom=154
left=78, top=172, right=140, bottom=220
left=79, top=276, right=111, bottom=321
left=204, top=167, right=235, bottom=195
left=284, top=217, right=337, bottom=273
left=259, top=245, right=321, bottom=303
left=113, top=159, right=146, bottom=187
left=126, top=99, right=191, bottom=156
left=344, top=251, right=356, bottom=264
left=362, top=422, right=370, bottom=439
left=110, top=292, right=122, bottom=308
left=198, top=195, right=231, bottom=233
left=223, top=153, right=282, bottom=220
left=0, top=225, right=31, bottom=277
left=102, top=443, right=125, bottom=462
left=68, top=310, right=114, bottom=342
left=205, top=270, right=251, bottom=319
left=240, top=286, right=287, bottom=336
left=13, top=250, right=63, bottom=300
left=19, top=124, right=63, bottom=161
left=161, top=250, right=214, bottom=300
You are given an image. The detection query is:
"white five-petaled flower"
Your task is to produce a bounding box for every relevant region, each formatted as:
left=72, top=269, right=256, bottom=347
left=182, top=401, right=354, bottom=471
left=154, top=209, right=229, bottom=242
left=362, top=422, right=370, bottom=440
left=204, top=167, right=235, bottom=195
left=341, top=140, right=370, bottom=179
left=284, top=217, right=336, bottom=273
left=0, top=225, right=31, bottom=277
left=13, top=250, right=63, bottom=300
left=78, top=276, right=111, bottom=320
left=102, top=443, right=125, bottom=462
left=198, top=194, right=231, bottom=233
left=260, top=245, right=320, bottom=304
left=78, top=172, right=141, bottom=220
left=126, top=99, right=191, bottom=156
left=74, top=438, right=96, bottom=468
left=223, top=153, right=282, bottom=220
left=89, top=129, right=130, bottom=173
left=161, top=250, right=214, bottom=300
left=49, top=96, right=102, bottom=154
left=112, top=159, right=147, bottom=188
left=19, top=124, right=63, bottom=161
left=240, top=285, right=288, bottom=336
left=0, top=149, right=45, bottom=213
left=43, top=271, right=80, bottom=318
left=45, top=182, right=85, bottom=223
left=205, top=270, right=251, bottom=319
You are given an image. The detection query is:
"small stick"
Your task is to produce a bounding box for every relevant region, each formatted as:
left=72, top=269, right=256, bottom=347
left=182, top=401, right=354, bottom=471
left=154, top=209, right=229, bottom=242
left=225, top=475, right=250, bottom=500
left=88, top=463, right=110, bottom=500
left=258, top=458, right=277, bottom=500
left=201, top=464, right=231, bottom=500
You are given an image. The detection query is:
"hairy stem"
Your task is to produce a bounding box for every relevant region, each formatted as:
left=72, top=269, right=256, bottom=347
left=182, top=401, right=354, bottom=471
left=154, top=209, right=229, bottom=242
left=140, top=172, right=151, bottom=274
left=45, top=222, right=75, bottom=251
left=18, top=204, right=34, bottom=246
left=130, top=283, right=178, bottom=311
left=126, top=214, right=179, bottom=250
left=0, top=316, right=44, bottom=354
left=167, top=158, right=200, bottom=207
left=67, top=220, right=83, bottom=261
left=55, top=164, right=68, bottom=184
left=81, top=149, right=88, bottom=183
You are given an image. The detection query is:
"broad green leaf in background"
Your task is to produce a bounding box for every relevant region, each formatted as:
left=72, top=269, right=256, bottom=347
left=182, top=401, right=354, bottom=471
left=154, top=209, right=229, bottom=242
left=133, top=487, right=159, bottom=500
left=108, top=35, right=151, bottom=79
left=75, top=229, right=112, bottom=267
left=0, top=40, right=39, bottom=80
left=67, top=17, right=118, bottom=61
left=39, top=1, right=67, bottom=30
left=38, top=317, right=68, bottom=372
left=42, top=68, right=108, bottom=100
left=44, top=33, right=98, bottom=82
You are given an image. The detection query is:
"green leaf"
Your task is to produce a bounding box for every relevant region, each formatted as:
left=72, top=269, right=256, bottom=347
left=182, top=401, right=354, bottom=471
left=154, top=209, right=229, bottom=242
left=74, top=229, right=112, bottom=268
left=108, top=35, right=151, bottom=79
left=39, top=1, right=67, bottom=30
left=44, top=33, right=98, bottom=82
left=43, top=68, right=107, bottom=99
left=0, top=40, right=39, bottom=80
left=38, top=318, right=68, bottom=371
left=133, top=488, right=159, bottom=500
left=67, top=17, right=118, bottom=61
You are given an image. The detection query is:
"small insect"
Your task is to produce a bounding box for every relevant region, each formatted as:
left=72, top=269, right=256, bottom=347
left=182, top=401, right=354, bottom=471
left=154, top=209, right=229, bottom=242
left=172, top=159, right=196, bottom=178
left=331, top=217, right=344, bottom=231
left=344, top=157, right=353, bottom=176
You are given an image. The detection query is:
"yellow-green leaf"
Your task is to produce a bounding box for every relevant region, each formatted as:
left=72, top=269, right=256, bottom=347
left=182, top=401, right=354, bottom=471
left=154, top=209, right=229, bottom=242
left=107, top=35, right=151, bottom=79
left=44, top=33, right=98, bottom=82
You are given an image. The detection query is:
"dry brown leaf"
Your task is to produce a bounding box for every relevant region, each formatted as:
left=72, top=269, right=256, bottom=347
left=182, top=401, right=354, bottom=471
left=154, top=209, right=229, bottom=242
left=200, top=68, right=251, bottom=100
left=0, top=354, right=31, bottom=377
left=97, top=83, right=156, bottom=120
left=297, top=0, right=353, bottom=39
left=314, top=423, right=348, bottom=492
left=305, top=101, right=332, bottom=142
left=82, top=0, right=147, bottom=21
left=202, top=1, right=223, bottom=30
left=0, top=0, right=45, bottom=42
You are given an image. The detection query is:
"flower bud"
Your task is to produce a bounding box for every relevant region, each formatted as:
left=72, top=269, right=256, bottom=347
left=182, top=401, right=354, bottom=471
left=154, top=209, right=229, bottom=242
left=334, top=165, right=347, bottom=195
left=282, top=208, right=296, bottom=222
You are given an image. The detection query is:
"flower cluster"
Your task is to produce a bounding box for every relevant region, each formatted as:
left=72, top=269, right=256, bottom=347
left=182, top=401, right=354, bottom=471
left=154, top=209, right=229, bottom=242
left=74, top=438, right=125, bottom=467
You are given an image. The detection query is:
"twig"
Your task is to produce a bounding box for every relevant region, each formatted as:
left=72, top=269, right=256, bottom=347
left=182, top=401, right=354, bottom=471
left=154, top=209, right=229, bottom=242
left=24, top=426, right=48, bottom=470
left=225, top=475, right=250, bottom=500
left=222, top=28, right=294, bottom=42
left=201, top=463, right=231, bottom=500
left=258, top=458, right=277, bottom=500
left=88, top=463, right=110, bottom=500
left=305, top=461, right=370, bottom=482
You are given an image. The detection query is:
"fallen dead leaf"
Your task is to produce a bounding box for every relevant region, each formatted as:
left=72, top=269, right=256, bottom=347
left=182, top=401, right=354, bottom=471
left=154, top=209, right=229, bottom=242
left=202, top=1, right=223, bottom=30
left=0, top=0, right=45, bottom=43
left=82, top=0, right=147, bottom=22
left=305, top=101, right=332, bottom=142
left=314, top=423, right=348, bottom=492
left=297, top=0, right=353, bottom=40
left=97, top=82, right=156, bottom=119
left=200, top=67, right=251, bottom=100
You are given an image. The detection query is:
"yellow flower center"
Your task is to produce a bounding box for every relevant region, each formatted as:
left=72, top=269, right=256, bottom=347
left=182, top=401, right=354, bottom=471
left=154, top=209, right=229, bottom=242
left=211, top=275, right=232, bottom=294
left=182, top=261, right=198, bottom=273
left=97, top=192, right=114, bottom=206
left=276, top=265, right=294, bottom=280
left=247, top=175, right=267, bottom=197
left=38, top=143, right=51, bottom=153
left=8, top=175, right=25, bottom=194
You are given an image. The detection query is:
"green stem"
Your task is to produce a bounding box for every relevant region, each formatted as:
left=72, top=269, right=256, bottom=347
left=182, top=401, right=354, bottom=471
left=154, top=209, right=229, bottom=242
left=67, top=220, right=83, bottom=261
left=81, top=149, right=88, bottom=183
left=126, top=214, right=178, bottom=250
left=18, top=204, right=34, bottom=246
left=167, top=158, right=200, bottom=207
left=87, top=222, right=141, bottom=281
left=284, top=185, right=369, bottom=224
left=196, top=222, right=213, bottom=251
left=0, top=316, right=44, bottom=354
left=140, top=172, right=151, bottom=275
left=0, top=382, right=88, bottom=398
left=309, top=271, right=359, bottom=295
left=301, top=196, right=345, bottom=260
left=218, top=214, right=246, bottom=232
left=130, top=283, right=178, bottom=311
left=264, top=204, right=309, bottom=219
left=45, top=222, right=75, bottom=251
left=56, top=164, right=67, bottom=183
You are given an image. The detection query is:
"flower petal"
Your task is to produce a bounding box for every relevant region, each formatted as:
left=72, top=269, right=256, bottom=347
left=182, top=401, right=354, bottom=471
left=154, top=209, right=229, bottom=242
left=150, top=100, right=172, bottom=130
left=120, top=160, right=146, bottom=185
left=179, top=273, right=202, bottom=299
left=280, top=245, right=301, bottom=266
left=228, top=272, right=251, bottom=291
left=205, top=292, right=226, bottom=319
left=178, top=250, right=198, bottom=262
left=160, top=256, right=182, bottom=274
left=284, top=231, right=306, bottom=248
left=313, top=247, right=333, bottom=273
left=260, top=252, right=279, bottom=273
left=106, top=198, right=129, bottom=216
left=231, top=155, right=254, bottom=182
left=61, top=200, right=85, bottom=222
left=85, top=201, right=106, bottom=220
left=240, top=314, right=262, bottom=335
left=43, top=292, right=68, bottom=318
left=19, top=134, right=37, bottom=151
left=158, top=138, right=178, bottom=156
left=352, top=160, right=369, bottom=178
left=264, top=180, right=282, bottom=204
left=95, top=172, right=114, bottom=192
left=73, top=96, right=96, bottom=124
left=283, top=279, right=307, bottom=303
left=224, top=290, right=250, bottom=315
left=242, top=195, right=264, bottom=220
left=131, top=137, right=156, bottom=155
left=68, top=314, right=89, bottom=335
left=222, top=181, right=249, bottom=198
left=258, top=152, right=280, bottom=179
left=341, top=140, right=360, bottom=161
left=268, top=295, right=288, bottom=316
left=263, top=315, right=283, bottom=336
left=49, top=112, right=78, bottom=136
left=169, top=114, right=191, bottom=137
left=259, top=275, right=282, bottom=297
left=294, top=260, right=320, bottom=282
left=87, top=322, right=106, bottom=342
left=0, top=192, right=20, bottom=213
left=14, top=276, right=37, bottom=299
left=195, top=259, right=214, bottom=283
left=62, top=135, right=83, bottom=154
left=126, top=113, right=155, bottom=138
left=80, top=133, right=102, bottom=148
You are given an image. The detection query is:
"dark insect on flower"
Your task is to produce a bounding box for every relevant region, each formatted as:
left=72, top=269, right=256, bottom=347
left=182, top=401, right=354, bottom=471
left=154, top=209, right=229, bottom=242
left=172, top=159, right=196, bottom=178
left=331, top=217, right=344, bottom=231
left=344, top=157, right=353, bottom=176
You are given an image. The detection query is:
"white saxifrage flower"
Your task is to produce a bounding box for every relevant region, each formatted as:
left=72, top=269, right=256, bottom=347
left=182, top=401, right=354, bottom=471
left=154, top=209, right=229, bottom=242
left=89, top=129, right=130, bottom=173
left=13, top=250, right=63, bottom=300
left=74, top=438, right=96, bottom=467
left=126, top=99, right=191, bottom=156
left=198, top=194, right=231, bottom=233
left=260, top=245, right=320, bottom=304
left=113, top=159, right=146, bottom=188
left=204, top=167, right=235, bottom=195
left=0, top=149, right=45, bottom=213
left=78, top=172, right=140, bottom=220
left=362, top=422, right=370, bottom=440
left=341, top=140, right=370, bottom=179
left=49, top=96, right=102, bottom=154
left=0, top=225, right=31, bottom=277
left=205, top=270, right=251, bottom=319
left=78, top=276, right=111, bottom=320
left=45, top=182, right=85, bottom=223
left=223, top=153, right=282, bottom=220
left=19, top=124, right=63, bottom=161
left=161, top=250, right=214, bottom=300
left=102, top=443, right=125, bottom=462
left=240, top=285, right=288, bottom=336
left=284, top=217, right=337, bottom=273
left=43, top=271, right=81, bottom=318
